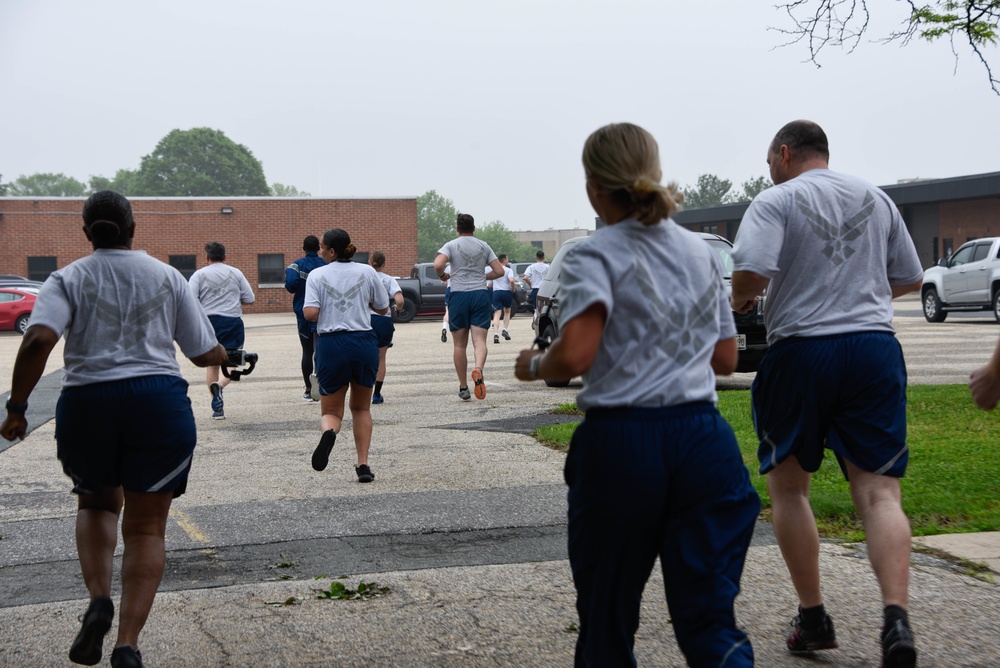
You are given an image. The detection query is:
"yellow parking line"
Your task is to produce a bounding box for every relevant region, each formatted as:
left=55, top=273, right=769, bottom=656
left=171, top=508, right=210, bottom=544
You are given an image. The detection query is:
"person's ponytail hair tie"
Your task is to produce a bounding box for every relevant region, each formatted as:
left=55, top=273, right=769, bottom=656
left=342, top=243, right=357, bottom=260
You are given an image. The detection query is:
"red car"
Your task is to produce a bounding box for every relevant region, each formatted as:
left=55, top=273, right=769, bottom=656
left=0, top=287, right=37, bottom=334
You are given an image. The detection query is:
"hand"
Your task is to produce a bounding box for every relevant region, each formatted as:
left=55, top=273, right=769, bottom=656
left=439, top=272, right=450, bottom=282
left=1, top=413, right=27, bottom=442
left=514, top=350, right=541, bottom=381
left=731, top=296, right=759, bottom=314
left=969, top=364, right=1000, bottom=410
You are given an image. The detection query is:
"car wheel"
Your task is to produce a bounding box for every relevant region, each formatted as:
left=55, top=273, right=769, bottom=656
left=922, top=288, right=947, bottom=323
left=15, top=314, right=30, bottom=335
left=993, top=290, right=1000, bottom=323
left=540, top=324, right=571, bottom=388
left=393, top=297, right=416, bottom=323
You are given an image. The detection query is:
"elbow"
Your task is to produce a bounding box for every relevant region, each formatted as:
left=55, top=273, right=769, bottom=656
left=711, top=339, right=739, bottom=376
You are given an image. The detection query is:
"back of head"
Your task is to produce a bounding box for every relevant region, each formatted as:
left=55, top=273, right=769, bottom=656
left=582, top=122, right=682, bottom=225
left=82, top=190, right=134, bottom=247
left=456, top=213, right=475, bottom=234
left=535, top=250, right=545, bottom=261
left=323, top=228, right=356, bottom=261
left=303, top=235, right=320, bottom=253
left=205, top=242, right=226, bottom=262
left=770, top=120, right=830, bottom=161
left=371, top=250, right=386, bottom=269
left=497, top=253, right=508, bottom=263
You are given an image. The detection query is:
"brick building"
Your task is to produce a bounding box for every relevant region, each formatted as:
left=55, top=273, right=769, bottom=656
left=0, top=196, right=418, bottom=314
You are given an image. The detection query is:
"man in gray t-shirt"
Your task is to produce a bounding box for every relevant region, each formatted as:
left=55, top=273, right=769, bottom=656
left=731, top=120, right=923, bottom=667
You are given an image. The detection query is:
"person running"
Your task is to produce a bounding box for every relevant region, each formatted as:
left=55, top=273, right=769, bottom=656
left=522, top=249, right=548, bottom=310
left=491, top=254, right=516, bottom=343
left=0, top=191, right=227, bottom=668
left=730, top=120, right=924, bottom=668
left=514, top=123, right=760, bottom=667
left=285, top=235, right=326, bottom=402
left=304, top=229, right=389, bottom=482
left=369, top=251, right=404, bottom=404
left=188, top=242, right=255, bottom=419
left=434, top=214, right=504, bottom=401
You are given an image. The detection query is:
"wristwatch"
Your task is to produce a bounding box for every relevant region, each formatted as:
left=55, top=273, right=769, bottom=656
left=5, top=399, right=28, bottom=414
left=529, top=355, right=542, bottom=380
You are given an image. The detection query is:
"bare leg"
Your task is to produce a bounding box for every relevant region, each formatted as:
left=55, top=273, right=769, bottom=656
left=470, top=325, right=489, bottom=371
left=768, top=457, right=823, bottom=608
left=492, top=307, right=501, bottom=335
left=76, top=487, right=125, bottom=600
left=452, top=328, right=470, bottom=385
left=115, top=489, right=174, bottom=651
left=844, top=459, right=911, bottom=608
left=502, top=306, right=512, bottom=331
left=376, top=346, right=388, bottom=382
left=205, top=365, right=231, bottom=392
left=320, top=386, right=349, bottom=434
left=348, top=381, right=374, bottom=465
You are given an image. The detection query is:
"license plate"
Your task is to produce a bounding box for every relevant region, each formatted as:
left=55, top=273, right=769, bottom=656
left=736, top=334, right=746, bottom=351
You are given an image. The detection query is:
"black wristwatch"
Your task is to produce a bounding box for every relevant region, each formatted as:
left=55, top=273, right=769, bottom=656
left=5, top=399, right=28, bottom=414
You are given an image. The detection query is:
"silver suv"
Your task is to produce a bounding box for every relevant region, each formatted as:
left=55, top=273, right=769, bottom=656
left=531, top=233, right=767, bottom=387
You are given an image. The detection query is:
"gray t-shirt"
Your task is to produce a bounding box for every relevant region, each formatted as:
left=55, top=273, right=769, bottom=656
left=732, top=169, right=924, bottom=343
left=304, top=261, right=389, bottom=333
left=559, top=219, right=736, bottom=411
left=437, top=236, right=498, bottom=292
left=372, top=271, right=402, bottom=318
left=28, top=249, right=219, bottom=388
left=188, top=262, right=255, bottom=317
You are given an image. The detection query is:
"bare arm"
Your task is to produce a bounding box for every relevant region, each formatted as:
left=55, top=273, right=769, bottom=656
left=711, top=337, right=739, bottom=376
left=891, top=279, right=923, bottom=299
left=731, top=270, right=769, bottom=314
left=393, top=291, right=404, bottom=311
left=485, top=259, right=504, bottom=281
left=514, top=303, right=606, bottom=382
left=433, top=254, right=449, bottom=280
left=190, top=343, right=228, bottom=368
left=303, top=306, right=319, bottom=322
left=0, top=325, right=59, bottom=441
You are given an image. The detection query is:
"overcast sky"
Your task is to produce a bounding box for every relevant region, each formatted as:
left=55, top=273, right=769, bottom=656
left=2, top=0, right=998, bottom=231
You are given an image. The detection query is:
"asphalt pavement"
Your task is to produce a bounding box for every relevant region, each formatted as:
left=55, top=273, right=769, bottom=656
left=0, top=302, right=997, bottom=667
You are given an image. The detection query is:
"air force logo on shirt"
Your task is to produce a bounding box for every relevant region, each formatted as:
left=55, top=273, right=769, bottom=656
left=797, top=191, right=874, bottom=266
left=83, top=275, right=173, bottom=349
left=201, top=271, right=243, bottom=299
left=320, top=278, right=366, bottom=313
left=635, top=260, right=717, bottom=366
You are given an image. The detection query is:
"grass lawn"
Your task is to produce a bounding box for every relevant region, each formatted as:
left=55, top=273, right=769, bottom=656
left=534, top=385, right=1000, bottom=541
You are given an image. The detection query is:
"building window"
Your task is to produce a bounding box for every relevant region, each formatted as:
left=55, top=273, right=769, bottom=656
left=27, top=256, right=57, bottom=282
left=168, top=255, right=197, bottom=280
left=531, top=241, right=543, bottom=249
left=701, top=224, right=719, bottom=234
left=257, top=254, right=285, bottom=285
left=352, top=252, right=369, bottom=265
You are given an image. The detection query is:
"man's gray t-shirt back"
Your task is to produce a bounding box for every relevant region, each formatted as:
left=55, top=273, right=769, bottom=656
left=438, top=237, right=497, bottom=292
left=28, top=250, right=218, bottom=388
left=188, top=262, right=255, bottom=317
left=559, top=219, right=736, bottom=411
left=732, top=169, right=923, bottom=344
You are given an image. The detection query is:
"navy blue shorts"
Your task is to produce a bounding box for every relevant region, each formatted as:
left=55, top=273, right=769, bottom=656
left=444, top=287, right=451, bottom=308
left=529, top=288, right=539, bottom=309
left=370, top=314, right=395, bottom=348
left=295, top=311, right=317, bottom=340
left=55, top=375, right=197, bottom=498
left=447, top=290, right=492, bottom=331
left=492, top=290, right=513, bottom=312
left=565, top=403, right=759, bottom=667
left=208, top=314, right=245, bottom=349
left=315, top=330, right=379, bottom=394
left=752, top=331, right=909, bottom=478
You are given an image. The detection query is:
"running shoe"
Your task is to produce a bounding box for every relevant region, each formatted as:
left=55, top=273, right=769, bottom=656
left=309, top=374, right=320, bottom=402
left=502, top=329, right=510, bottom=340
left=69, top=596, right=114, bottom=665
left=302, top=391, right=313, bottom=402
left=471, top=368, right=486, bottom=400
left=494, top=334, right=500, bottom=344
left=787, top=611, right=838, bottom=653
left=881, top=619, right=917, bottom=668
left=458, top=387, right=471, bottom=401
left=441, top=328, right=448, bottom=343
left=355, top=464, right=375, bottom=483
left=210, top=382, right=223, bottom=413
left=372, top=393, right=384, bottom=405
left=212, top=409, right=225, bottom=420
left=110, top=646, right=144, bottom=668
left=312, top=429, right=336, bottom=471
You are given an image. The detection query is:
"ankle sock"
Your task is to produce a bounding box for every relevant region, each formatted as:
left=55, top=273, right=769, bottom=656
left=374, top=381, right=383, bottom=395
left=799, top=603, right=827, bottom=629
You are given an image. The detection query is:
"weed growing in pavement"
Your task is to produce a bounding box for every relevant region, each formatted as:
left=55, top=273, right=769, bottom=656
left=315, top=579, right=390, bottom=600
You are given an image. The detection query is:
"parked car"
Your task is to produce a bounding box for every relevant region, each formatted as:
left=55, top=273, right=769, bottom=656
left=0, top=287, right=37, bottom=334
left=532, top=233, right=768, bottom=387
left=0, top=279, right=43, bottom=291
left=921, top=237, right=1000, bottom=322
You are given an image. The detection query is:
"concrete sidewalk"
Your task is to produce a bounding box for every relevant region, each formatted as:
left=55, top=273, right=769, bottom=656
left=0, top=313, right=997, bottom=667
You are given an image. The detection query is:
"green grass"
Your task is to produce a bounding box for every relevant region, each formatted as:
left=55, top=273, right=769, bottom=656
left=534, top=385, right=1000, bottom=541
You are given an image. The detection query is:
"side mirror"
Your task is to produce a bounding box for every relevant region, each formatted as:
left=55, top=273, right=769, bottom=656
left=937, top=258, right=949, bottom=267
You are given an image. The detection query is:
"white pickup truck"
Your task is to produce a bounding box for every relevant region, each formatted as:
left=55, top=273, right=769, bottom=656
left=921, top=236, right=1000, bottom=322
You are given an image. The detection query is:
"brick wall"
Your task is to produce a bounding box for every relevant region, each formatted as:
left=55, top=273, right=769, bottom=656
left=940, top=199, right=1000, bottom=244
left=0, top=197, right=418, bottom=314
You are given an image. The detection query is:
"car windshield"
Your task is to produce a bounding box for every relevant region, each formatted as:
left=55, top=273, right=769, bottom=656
left=703, top=239, right=734, bottom=279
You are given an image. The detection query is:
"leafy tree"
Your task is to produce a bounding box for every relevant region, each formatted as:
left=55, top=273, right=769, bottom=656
left=89, top=169, right=139, bottom=195
left=682, top=174, right=735, bottom=208
left=129, top=128, right=270, bottom=196
left=774, top=1, right=1000, bottom=94
left=6, top=172, right=87, bottom=196
left=475, top=221, right=537, bottom=261
left=737, top=175, right=773, bottom=202
left=270, top=182, right=311, bottom=197
left=0, top=174, right=7, bottom=196
left=417, top=190, right=459, bottom=261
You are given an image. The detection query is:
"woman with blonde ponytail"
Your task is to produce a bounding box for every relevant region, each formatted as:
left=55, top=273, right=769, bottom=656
left=515, top=123, right=760, bottom=667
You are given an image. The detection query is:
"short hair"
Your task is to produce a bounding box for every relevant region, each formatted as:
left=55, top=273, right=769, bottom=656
left=322, top=228, right=356, bottom=261
left=205, top=242, right=226, bottom=261
left=371, top=250, right=386, bottom=268
left=82, top=190, right=134, bottom=246
left=535, top=250, right=545, bottom=260
left=770, top=120, right=830, bottom=161
left=303, top=235, right=320, bottom=253
left=582, top=122, right=682, bottom=226
left=497, top=253, right=508, bottom=262
left=456, top=213, right=475, bottom=233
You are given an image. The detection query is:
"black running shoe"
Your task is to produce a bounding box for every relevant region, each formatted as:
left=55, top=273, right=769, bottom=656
left=110, top=646, right=144, bottom=668
left=312, top=430, right=336, bottom=471
left=69, top=596, right=114, bottom=665
left=355, top=464, right=375, bottom=483
left=441, top=328, right=448, bottom=343
left=881, top=619, right=917, bottom=668
left=502, top=329, right=510, bottom=340
left=787, top=611, right=838, bottom=653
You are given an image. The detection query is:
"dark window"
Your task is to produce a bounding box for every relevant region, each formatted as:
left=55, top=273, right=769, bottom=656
left=531, top=241, right=543, bottom=249
left=950, top=244, right=975, bottom=266
left=352, top=252, right=369, bottom=265
left=168, top=255, right=197, bottom=280
left=973, top=244, right=991, bottom=263
left=257, top=254, right=285, bottom=284
left=701, top=224, right=718, bottom=234
left=423, top=265, right=437, bottom=280
left=27, top=256, right=57, bottom=282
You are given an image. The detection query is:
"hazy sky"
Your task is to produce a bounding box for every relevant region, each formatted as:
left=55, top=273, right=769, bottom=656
left=2, top=1, right=998, bottom=231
